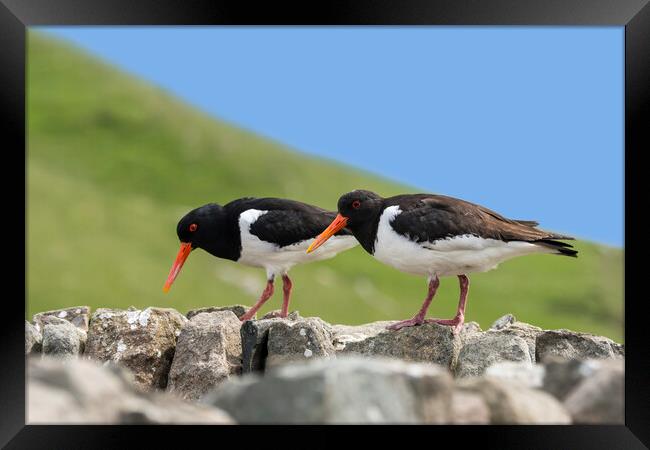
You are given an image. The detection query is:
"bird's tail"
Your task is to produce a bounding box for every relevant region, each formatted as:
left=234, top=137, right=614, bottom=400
left=534, top=238, right=578, bottom=257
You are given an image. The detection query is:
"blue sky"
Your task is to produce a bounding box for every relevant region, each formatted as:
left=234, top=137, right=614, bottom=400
left=40, top=27, right=624, bottom=247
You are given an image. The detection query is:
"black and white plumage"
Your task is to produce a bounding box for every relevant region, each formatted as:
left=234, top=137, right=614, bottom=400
left=307, top=190, right=577, bottom=332
left=164, top=197, right=358, bottom=320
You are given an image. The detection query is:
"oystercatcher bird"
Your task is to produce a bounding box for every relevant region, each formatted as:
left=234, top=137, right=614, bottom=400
left=163, top=198, right=358, bottom=321
left=307, top=190, right=577, bottom=333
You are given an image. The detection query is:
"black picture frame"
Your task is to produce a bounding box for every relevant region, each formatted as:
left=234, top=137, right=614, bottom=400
left=3, top=0, right=647, bottom=446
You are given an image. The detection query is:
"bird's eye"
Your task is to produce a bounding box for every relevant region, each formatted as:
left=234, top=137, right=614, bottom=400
left=189, top=223, right=198, bottom=232
left=352, top=200, right=361, bottom=209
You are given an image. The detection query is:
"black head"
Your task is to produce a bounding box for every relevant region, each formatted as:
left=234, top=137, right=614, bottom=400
left=306, top=189, right=385, bottom=255
left=164, top=203, right=225, bottom=293
left=176, top=203, right=223, bottom=248
left=337, top=190, right=384, bottom=226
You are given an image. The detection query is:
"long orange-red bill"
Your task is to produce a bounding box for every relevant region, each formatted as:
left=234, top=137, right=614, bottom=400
left=306, top=214, right=348, bottom=254
left=163, top=242, right=192, bottom=293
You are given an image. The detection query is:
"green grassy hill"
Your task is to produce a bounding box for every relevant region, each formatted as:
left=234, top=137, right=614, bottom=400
left=27, top=32, right=624, bottom=341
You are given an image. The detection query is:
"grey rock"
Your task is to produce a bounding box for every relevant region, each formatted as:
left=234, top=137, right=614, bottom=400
left=454, top=331, right=531, bottom=378
left=116, top=395, right=233, bottom=424
left=240, top=312, right=301, bottom=373
left=542, top=357, right=591, bottom=400
left=33, top=306, right=91, bottom=333
left=457, top=377, right=571, bottom=424
left=459, top=321, right=483, bottom=339
left=167, top=311, right=242, bottom=400
left=241, top=319, right=276, bottom=373
left=333, top=321, right=462, bottom=369
left=85, top=307, right=187, bottom=389
left=330, top=321, right=392, bottom=350
left=204, top=356, right=453, bottom=424
left=497, top=321, right=543, bottom=361
left=42, top=317, right=86, bottom=358
left=490, top=314, right=516, bottom=330
left=536, top=329, right=624, bottom=362
left=450, top=389, right=491, bottom=424
left=26, top=321, right=42, bottom=354
left=488, top=315, right=542, bottom=360
left=265, top=317, right=335, bottom=369
left=186, top=305, right=249, bottom=320
left=563, top=359, right=623, bottom=424
left=485, top=361, right=545, bottom=389
left=262, top=310, right=301, bottom=320
left=28, top=356, right=233, bottom=424
left=457, top=321, right=484, bottom=349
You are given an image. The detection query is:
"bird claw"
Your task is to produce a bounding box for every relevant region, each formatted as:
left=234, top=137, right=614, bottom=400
left=387, top=315, right=466, bottom=333
left=386, top=317, right=426, bottom=331
left=239, top=312, right=255, bottom=322
left=424, top=316, right=465, bottom=335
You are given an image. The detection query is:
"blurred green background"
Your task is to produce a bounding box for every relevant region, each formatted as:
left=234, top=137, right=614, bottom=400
left=26, top=32, right=624, bottom=341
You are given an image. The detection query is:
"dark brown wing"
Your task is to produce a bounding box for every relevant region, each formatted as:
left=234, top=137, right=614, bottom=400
left=388, top=194, right=575, bottom=246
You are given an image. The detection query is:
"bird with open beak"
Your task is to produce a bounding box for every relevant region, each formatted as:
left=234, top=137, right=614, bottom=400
left=307, top=189, right=577, bottom=333
left=164, top=197, right=358, bottom=321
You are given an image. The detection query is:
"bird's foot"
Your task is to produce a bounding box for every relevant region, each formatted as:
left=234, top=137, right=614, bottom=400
left=386, top=316, right=427, bottom=331
left=424, top=315, right=465, bottom=335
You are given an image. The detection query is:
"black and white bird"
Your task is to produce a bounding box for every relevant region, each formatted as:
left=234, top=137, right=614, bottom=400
left=307, top=190, right=577, bottom=333
left=163, top=197, right=358, bottom=321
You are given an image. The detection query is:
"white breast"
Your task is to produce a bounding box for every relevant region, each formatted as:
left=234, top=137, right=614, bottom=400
left=372, top=205, right=553, bottom=277
left=237, top=209, right=358, bottom=279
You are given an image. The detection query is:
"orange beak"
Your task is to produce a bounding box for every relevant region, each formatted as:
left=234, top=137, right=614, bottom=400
left=306, top=214, right=349, bottom=254
left=163, top=242, right=193, bottom=293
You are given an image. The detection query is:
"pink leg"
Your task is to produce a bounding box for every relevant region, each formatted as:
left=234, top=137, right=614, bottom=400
left=240, top=279, right=275, bottom=321
left=427, top=274, right=470, bottom=334
left=280, top=274, right=292, bottom=318
left=387, top=276, right=440, bottom=331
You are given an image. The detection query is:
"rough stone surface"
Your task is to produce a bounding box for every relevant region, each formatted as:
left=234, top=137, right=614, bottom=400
left=489, top=315, right=543, bottom=361
left=450, top=389, right=491, bottom=424
left=490, top=314, right=515, bottom=330
left=497, top=321, right=543, bottom=362
left=563, top=359, right=624, bottom=424
left=456, top=377, right=571, bottom=424
left=458, top=321, right=483, bottom=343
left=28, top=357, right=233, bottom=424
left=26, top=320, right=42, bottom=354
left=265, top=317, right=336, bottom=369
left=167, top=311, right=242, bottom=400
left=33, top=306, right=91, bottom=333
left=536, top=329, right=624, bottom=362
left=240, top=312, right=301, bottom=373
left=333, top=321, right=462, bottom=369
left=204, top=356, right=453, bottom=424
left=485, top=361, right=545, bottom=389
left=30, top=304, right=625, bottom=425
left=330, top=321, right=392, bottom=350
left=85, top=307, right=187, bottom=389
left=262, top=310, right=301, bottom=320
left=186, top=305, right=248, bottom=320
left=454, top=331, right=531, bottom=378
left=542, top=357, right=591, bottom=400
left=41, top=317, right=86, bottom=358
left=240, top=319, right=276, bottom=373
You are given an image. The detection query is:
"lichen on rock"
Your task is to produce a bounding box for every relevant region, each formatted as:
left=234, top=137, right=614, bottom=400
left=27, top=304, right=624, bottom=425
left=167, top=311, right=243, bottom=400
left=84, top=306, right=187, bottom=389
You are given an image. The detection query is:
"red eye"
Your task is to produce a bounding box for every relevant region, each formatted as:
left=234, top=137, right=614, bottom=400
left=352, top=200, right=361, bottom=209
left=189, top=223, right=198, bottom=232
